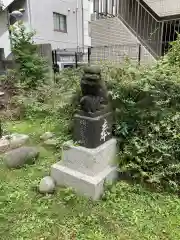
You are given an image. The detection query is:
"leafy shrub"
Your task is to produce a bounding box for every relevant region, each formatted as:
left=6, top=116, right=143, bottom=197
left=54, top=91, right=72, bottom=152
left=10, top=22, right=48, bottom=89
left=11, top=68, right=81, bottom=139
left=14, top=68, right=81, bottom=117
left=0, top=69, right=19, bottom=93
left=106, top=37, right=180, bottom=190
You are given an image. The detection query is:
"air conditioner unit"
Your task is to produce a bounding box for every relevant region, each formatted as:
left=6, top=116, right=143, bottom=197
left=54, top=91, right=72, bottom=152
left=57, top=61, right=75, bottom=70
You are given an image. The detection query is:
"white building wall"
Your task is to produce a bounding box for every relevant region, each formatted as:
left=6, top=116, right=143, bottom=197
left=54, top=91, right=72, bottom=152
left=28, top=0, right=91, bottom=50
left=0, top=9, right=11, bottom=58
left=0, top=0, right=91, bottom=58
left=83, top=0, right=91, bottom=48
left=0, top=0, right=30, bottom=58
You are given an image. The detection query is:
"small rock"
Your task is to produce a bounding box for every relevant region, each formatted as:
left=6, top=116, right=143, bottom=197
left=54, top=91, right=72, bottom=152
left=40, top=132, right=54, bottom=141
left=39, top=176, right=55, bottom=194
left=0, top=133, right=29, bottom=153
left=0, top=92, right=5, bottom=97
left=3, top=146, right=39, bottom=168
left=44, top=139, right=58, bottom=147
left=9, top=133, right=29, bottom=149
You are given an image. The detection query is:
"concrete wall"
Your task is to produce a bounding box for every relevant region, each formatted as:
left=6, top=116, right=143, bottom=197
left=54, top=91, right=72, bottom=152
left=0, top=9, right=11, bottom=58
left=91, top=17, right=155, bottom=65
left=143, top=0, right=180, bottom=17
left=28, top=0, right=91, bottom=50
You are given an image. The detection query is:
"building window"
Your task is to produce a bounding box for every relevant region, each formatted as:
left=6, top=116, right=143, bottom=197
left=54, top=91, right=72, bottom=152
left=53, top=12, right=67, bottom=33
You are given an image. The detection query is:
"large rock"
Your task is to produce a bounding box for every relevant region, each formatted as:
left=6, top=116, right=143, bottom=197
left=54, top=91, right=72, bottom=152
left=39, top=176, right=55, bottom=194
left=0, top=133, right=29, bottom=153
left=3, top=146, right=39, bottom=168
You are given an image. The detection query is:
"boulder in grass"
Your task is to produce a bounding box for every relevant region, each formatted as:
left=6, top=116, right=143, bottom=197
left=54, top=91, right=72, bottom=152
left=9, top=133, right=29, bottom=149
left=3, top=146, right=39, bottom=168
left=40, top=132, right=54, bottom=141
left=39, top=176, right=55, bottom=194
left=0, top=133, right=29, bottom=153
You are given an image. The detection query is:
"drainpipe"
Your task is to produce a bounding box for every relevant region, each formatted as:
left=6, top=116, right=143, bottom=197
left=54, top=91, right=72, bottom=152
left=76, top=0, right=79, bottom=52
left=136, top=0, right=140, bottom=39
left=27, top=0, right=32, bottom=33
left=81, top=0, right=84, bottom=52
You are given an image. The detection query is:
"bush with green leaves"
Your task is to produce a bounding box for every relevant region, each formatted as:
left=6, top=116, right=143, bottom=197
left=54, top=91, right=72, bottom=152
left=105, top=37, right=180, bottom=190
left=10, top=21, right=48, bottom=89
left=11, top=68, right=82, bottom=140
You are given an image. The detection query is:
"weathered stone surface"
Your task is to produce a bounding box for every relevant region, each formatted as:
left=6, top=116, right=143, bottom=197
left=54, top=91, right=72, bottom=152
left=84, top=66, right=101, bottom=74
left=0, top=133, right=29, bottom=153
left=74, top=112, right=113, bottom=148
left=62, top=138, right=117, bottom=176
left=79, top=66, right=108, bottom=114
left=39, top=176, right=55, bottom=194
left=51, top=139, right=118, bottom=200
left=3, top=146, right=39, bottom=168
left=40, top=132, right=54, bottom=141
left=10, top=133, right=29, bottom=149
left=44, top=139, right=58, bottom=147
left=51, top=164, right=117, bottom=200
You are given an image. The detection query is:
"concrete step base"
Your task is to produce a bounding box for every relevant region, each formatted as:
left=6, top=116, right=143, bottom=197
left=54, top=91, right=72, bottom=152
left=51, top=163, right=117, bottom=200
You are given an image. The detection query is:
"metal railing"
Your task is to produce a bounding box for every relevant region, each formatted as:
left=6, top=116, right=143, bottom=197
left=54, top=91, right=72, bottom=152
left=52, top=44, right=142, bottom=71
left=118, top=0, right=180, bottom=57
left=89, top=44, right=141, bottom=64
left=93, top=0, right=180, bottom=57
left=52, top=47, right=90, bottom=72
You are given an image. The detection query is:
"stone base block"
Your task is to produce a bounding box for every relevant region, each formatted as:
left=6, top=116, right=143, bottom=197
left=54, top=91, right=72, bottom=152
left=0, top=133, right=29, bottom=153
left=74, top=112, right=113, bottom=148
left=62, top=138, right=117, bottom=176
left=51, top=163, right=117, bottom=200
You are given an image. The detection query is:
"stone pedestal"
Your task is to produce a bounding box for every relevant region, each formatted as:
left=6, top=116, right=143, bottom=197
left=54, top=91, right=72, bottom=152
left=51, top=138, right=118, bottom=200
left=74, top=110, right=113, bottom=149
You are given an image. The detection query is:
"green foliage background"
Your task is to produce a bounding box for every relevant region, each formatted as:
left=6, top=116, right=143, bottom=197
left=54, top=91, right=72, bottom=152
left=8, top=22, right=180, bottom=190
left=10, top=22, right=48, bottom=89
left=105, top=37, right=180, bottom=190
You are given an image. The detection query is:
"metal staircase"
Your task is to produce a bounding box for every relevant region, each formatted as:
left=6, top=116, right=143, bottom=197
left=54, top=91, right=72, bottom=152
left=93, top=0, right=180, bottom=58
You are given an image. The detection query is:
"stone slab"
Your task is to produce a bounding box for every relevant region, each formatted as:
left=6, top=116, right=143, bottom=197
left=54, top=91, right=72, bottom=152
left=74, top=112, right=113, bottom=148
left=51, top=163, right=117, bottom=200
left=4, top=146, right=39, bottom=168
left=62, top=138, right=117, bottom=176
left=0, top=133, right=29, bottom=153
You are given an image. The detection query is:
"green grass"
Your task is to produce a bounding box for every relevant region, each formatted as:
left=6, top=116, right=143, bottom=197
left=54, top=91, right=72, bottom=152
left=0, top=118, right=180, bottom=239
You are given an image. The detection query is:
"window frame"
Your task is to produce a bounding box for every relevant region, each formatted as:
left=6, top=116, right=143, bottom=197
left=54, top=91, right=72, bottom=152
left=53, top=12, right=67, bottom=33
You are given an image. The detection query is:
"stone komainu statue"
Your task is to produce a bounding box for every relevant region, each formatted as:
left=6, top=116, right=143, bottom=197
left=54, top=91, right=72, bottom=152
left=80, top=66, right=108, bottom=113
